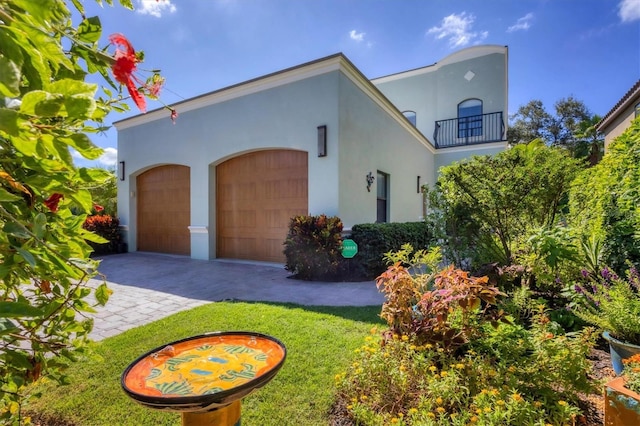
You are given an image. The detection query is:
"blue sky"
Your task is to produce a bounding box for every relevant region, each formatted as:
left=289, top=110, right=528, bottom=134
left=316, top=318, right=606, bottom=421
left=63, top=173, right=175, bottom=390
left=78, top=0, right=640, bottom=167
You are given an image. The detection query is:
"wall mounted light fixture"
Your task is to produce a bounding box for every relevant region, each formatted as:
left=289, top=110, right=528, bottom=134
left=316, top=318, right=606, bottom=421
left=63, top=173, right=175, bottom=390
left=417, top=176, right=421, bottom=193
left=119, top=161, right=125, bottom=181
left=366, top=172, right=375, bottom=192
left=317, top=125, right=327, bottom=157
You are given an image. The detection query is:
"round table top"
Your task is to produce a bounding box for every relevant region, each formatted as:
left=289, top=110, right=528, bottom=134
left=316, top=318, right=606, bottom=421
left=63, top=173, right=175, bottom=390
left=121, top=332, right=286, bottom=412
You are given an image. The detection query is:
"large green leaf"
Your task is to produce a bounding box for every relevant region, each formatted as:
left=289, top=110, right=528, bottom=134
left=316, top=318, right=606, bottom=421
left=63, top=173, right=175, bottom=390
left=94, top=283, right=112, bottom=306
left=0, top=318, right=18, bottom=335
left=0, top=301, right=44, bottom=318
left=77, top=16, right=102, bottom=44
left=68, top=188, right=93, bottom=213
left=64, top=94, right=97, bottom=118
left=77, top=167, right=113, bottom=183
left=33, top=213, right=47, bottom=239
left=16, top=247, right=36, bottom=267
left=20, top=91, right=61, bottom=117
left=0, top=188, right=21, bottom=203
left=13, top=0, right=70, bottom=26
left=0, top=108, right=20, bottom=136
left=0, top=56, right=21, bottom=97
left=3, top=222, right=30, bottom=239
left=48, top=79, right=97, bottom=97
left=60, top=133, right=102, bottom=160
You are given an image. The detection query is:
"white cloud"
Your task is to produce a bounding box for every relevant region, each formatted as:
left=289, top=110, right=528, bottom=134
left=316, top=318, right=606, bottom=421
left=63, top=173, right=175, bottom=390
left=507, top=13, right=534, bottom=32
left=619, top=0, right=640, bottom=22
left=136, top=0, right=177, bottom=18
left=98, top=147, right=118, bottom=167
left=427, top=12, right=488, bottom=48
left=349, top=30, right=366, bottom=42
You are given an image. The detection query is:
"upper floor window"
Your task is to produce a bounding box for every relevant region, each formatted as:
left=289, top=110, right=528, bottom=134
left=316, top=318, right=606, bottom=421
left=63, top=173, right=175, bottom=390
left=635, top=102, right=640, bottom=118
left=403, top=111, right=417, bottom=127
left=458, top=99, right=483, bottom=138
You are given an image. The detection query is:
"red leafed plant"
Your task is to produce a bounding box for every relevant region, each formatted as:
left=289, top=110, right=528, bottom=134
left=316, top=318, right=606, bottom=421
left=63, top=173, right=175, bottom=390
left=377, top=246, right=507, bottom=351
left=83, top=215, right=121, bottom=255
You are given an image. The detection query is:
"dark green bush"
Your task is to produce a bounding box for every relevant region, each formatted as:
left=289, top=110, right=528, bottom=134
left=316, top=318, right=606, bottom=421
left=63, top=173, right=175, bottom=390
left=283, top=214, right=344, bottom=281
left=349, top=222, right=434, bottom=279
left=83, top=214, right=122, bottom=255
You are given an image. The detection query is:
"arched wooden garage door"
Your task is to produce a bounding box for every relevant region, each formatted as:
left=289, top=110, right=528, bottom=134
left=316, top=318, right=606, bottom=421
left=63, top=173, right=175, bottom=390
left=137, top=165, right=191, bottom=255
left=217, top=150, right=308, bottom=262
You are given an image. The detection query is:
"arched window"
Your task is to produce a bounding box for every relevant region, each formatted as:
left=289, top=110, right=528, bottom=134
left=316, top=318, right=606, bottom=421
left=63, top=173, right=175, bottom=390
left=402, top=110, right=417, bottom=127
left=458, top=99, right=483, bottom=138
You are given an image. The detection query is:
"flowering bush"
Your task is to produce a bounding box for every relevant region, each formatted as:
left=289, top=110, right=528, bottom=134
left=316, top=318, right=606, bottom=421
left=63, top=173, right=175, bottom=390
left=337, top=310, right=595, bottom=425
left=337, top=247, right=597, bottom=425
left=0, top=0, right=171, bottom=422
left=572, top=264, right=640, bottom=344
left=623, top=353, right=640, bottom=394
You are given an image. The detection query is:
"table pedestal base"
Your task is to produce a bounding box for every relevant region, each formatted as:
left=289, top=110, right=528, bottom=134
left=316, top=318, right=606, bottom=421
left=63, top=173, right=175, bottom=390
left=181, top=400, right=241, bottom=426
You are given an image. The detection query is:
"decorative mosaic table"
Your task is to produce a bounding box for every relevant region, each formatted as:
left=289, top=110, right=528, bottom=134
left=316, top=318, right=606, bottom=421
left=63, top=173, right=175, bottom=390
left=121, top=332, right=287, bottom=426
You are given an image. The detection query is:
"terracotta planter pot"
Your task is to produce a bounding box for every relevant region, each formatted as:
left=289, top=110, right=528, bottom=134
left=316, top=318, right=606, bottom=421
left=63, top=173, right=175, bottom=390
left=605, top=377, right=640, bottom=426
left=603, top=331, right=640, bottom=375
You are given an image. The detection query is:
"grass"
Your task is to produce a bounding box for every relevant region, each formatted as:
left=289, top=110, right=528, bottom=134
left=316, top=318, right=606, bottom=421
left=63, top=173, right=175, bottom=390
left=25, top=301, right=383, bottom=426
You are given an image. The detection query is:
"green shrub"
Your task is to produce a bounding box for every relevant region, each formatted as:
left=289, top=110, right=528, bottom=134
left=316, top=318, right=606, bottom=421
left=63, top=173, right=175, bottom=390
left=283, top=214, right=343, bottom=280
left=350, top=222, right=434, bottom=279
left=83, top=215, right=122, bottom=255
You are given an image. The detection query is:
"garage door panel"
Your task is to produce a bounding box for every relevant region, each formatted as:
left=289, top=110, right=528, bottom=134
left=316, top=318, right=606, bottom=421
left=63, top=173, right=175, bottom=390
left=137, top=165, right=190, bottom=256
left=217, top=150, right=308, bottom=262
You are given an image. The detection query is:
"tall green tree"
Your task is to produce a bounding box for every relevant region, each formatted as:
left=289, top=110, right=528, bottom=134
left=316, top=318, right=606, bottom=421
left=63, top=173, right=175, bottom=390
left=429, top=140, right=581, bottom=267
left=508, top=97, right=599, bottom=163
left=0, top=0, right=167, bottom=422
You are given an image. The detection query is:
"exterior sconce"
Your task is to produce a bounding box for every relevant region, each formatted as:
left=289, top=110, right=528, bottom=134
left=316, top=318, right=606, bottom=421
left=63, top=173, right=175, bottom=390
left=366, top=172, right=375, bottom=192
left=417, top=176, right=421, bottom=193
left=119, top=161, right=125, bottom=181
left=317, top=125, right=327, bottom=157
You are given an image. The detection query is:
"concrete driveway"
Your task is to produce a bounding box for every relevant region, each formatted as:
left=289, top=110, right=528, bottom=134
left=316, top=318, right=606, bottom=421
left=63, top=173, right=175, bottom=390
left=88, top=252, right=384, bottom=340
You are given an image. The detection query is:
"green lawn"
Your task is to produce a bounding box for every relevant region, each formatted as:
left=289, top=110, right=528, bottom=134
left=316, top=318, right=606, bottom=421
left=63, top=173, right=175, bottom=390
left=26, top=302, right=382, bottom=425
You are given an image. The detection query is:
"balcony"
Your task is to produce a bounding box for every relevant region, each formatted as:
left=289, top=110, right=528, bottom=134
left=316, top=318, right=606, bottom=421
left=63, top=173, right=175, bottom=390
left=434, top=112, right=505, bottom=149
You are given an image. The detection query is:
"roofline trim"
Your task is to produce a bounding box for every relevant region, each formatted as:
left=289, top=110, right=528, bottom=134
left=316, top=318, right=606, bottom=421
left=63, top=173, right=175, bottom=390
left=597, top=79, right=640, bottom=131
left=114, top=52, right=436, bottom=152
left=114, top=53, right=345, bottom=130
left=371, top=45, right=508, bottom=84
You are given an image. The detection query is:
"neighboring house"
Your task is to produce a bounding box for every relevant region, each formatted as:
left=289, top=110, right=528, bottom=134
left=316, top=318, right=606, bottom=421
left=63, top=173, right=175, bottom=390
left=115, top=45, right=508, bottom=262
left=597, top=79, right=640, bottom=150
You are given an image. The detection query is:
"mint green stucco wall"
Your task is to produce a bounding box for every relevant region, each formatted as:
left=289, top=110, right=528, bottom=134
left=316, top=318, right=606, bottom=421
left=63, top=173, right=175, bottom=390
left=373, top=48, right=507, bottom=148
left=337, top=73, right=434, bottom=227
left=117, top=71, right=342, bottom=259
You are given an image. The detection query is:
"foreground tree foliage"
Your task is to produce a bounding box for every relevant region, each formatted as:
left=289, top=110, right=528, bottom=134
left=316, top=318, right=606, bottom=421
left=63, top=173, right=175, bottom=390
left=0, top=0, right=164, bottom=423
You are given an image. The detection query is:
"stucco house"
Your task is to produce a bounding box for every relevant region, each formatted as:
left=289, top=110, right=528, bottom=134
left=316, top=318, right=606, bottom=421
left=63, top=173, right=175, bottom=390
left=115, top=45, right=508, bottom=262
left=597, top=79, right=640, bottom=150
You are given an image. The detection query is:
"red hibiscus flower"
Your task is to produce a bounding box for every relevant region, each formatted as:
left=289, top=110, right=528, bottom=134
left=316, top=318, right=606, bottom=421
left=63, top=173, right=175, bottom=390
left=44, top=193, right=63, bottom=213
left=93, top=203, right=104, bottom=213
left=109, top=33, right=146, bottom=113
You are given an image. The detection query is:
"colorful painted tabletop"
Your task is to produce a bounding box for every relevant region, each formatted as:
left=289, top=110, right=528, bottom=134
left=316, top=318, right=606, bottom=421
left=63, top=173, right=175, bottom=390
left=122, top=332, right=286, bottom=409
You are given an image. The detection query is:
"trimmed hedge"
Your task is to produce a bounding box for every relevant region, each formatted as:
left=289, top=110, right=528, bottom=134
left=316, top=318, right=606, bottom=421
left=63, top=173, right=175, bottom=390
left=349, top=222, right=434, bottom=279
left=283, top=216, right=435, bottom=281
